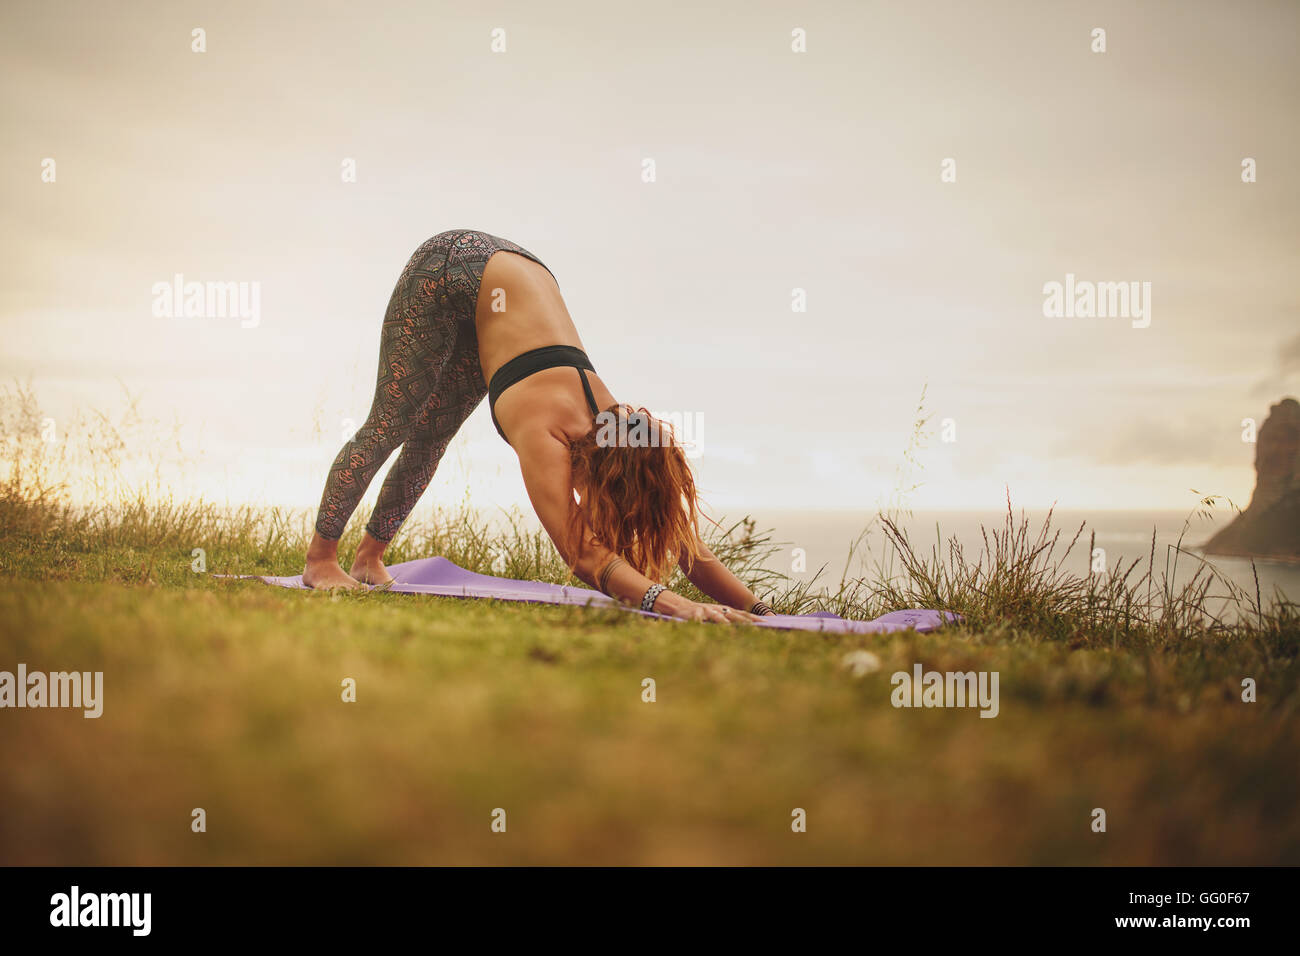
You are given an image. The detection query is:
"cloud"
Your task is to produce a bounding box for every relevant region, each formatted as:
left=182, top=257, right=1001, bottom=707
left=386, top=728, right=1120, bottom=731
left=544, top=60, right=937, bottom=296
left=1052, top=419, right=1233, bottom=469
left=1282, top=332, right=1300, bottom=369
left=1252, top=330, right=1300, bottom=398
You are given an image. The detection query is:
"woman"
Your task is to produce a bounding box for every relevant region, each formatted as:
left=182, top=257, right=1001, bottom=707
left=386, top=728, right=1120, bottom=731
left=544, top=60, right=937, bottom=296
left=304, top=229, right=775, bottom=624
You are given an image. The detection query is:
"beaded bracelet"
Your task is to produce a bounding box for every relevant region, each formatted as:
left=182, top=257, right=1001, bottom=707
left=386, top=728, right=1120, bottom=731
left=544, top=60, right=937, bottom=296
left=750, top=600, right=776, bottom=616
left=641, top=583, right=667, bottom=612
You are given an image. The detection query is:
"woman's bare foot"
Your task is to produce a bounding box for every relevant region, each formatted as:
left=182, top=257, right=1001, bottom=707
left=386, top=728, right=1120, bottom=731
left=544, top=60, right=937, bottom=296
left=349, top=557, right=394, bottom=587
left=304, top=560, right=363, bottom=590
left=349, top=530, right=395, bottom=586
left=303, top=531, right=364, bottom=590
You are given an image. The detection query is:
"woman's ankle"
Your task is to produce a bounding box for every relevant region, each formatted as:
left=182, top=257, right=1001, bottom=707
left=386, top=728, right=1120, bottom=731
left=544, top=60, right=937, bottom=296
left=306, top=532, right=341, bottom=562
left=355, top=531, right=389, bottom=562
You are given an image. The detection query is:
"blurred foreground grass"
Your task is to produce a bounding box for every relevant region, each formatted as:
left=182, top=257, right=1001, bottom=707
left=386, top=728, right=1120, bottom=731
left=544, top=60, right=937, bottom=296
left=1, top=500, right=1297, bottom=864
left=1, top=383, right=1297, bottom=864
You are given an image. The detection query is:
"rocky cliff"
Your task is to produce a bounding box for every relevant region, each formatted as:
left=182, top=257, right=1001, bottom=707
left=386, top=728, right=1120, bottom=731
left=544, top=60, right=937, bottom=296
left=1204, top=397, right=1300, bottom=561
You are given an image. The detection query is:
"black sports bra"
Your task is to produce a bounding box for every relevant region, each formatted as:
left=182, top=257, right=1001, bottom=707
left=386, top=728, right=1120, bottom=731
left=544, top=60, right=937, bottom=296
left=487, top=345, right=600, bottom=443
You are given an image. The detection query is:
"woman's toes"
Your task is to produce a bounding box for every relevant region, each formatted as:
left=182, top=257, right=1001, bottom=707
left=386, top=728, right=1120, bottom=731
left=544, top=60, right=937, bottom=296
left=349, top=563, right=393, bottom=587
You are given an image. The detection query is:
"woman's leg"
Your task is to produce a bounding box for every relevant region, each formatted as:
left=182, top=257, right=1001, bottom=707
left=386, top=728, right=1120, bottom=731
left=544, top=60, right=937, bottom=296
left=349, top=350, right=489, bottom=584
left=304, top=393, right=413, bottom=588
left=305, top=235, right=461, bottom=588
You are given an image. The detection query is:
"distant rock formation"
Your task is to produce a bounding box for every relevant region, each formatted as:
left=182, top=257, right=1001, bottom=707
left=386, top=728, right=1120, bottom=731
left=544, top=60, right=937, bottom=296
left=1204, top=397, right=1300, bottom=561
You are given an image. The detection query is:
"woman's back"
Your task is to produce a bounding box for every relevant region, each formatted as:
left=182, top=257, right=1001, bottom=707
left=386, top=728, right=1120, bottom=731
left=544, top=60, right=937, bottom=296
left=475, top=251, right=614, bottom=445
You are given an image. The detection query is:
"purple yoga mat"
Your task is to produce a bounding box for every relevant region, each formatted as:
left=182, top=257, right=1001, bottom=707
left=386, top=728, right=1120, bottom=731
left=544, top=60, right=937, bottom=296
left=232, top=556, right=958, bottom=634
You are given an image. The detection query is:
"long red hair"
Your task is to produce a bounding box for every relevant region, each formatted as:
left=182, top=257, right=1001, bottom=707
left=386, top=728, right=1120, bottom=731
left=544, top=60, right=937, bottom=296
left=566, top=403, right=703, bottom=583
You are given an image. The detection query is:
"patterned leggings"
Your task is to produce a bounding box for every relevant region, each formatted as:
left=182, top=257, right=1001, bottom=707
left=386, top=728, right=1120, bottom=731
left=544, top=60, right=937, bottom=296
left=313, top=230, right=552, bottom=542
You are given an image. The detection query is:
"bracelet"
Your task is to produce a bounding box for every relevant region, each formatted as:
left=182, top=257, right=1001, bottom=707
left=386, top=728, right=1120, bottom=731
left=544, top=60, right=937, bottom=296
left=641, top=583, right=667, bottom=612
left=596, top=556, right=626, bottom=595
left=749, top=600, right=776, bottom=616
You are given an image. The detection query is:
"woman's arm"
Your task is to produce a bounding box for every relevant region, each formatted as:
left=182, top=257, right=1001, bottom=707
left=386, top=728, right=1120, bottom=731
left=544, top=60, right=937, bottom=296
left=514, top=431, right=752, bottom=623
left=679, top=539, right=772, bottom=614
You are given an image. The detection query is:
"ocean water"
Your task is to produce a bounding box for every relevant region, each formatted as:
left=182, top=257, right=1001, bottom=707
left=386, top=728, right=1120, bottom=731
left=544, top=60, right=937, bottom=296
left=748, top=509, right=1298, bottom=607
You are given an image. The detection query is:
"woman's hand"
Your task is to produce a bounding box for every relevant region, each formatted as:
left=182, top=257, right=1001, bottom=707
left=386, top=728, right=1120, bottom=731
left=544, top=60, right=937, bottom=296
left=654, top=590, right=761, bottom=624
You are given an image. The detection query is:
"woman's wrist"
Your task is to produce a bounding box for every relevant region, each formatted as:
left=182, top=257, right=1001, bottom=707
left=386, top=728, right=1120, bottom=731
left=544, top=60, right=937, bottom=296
left=650, top=588, right=687, bottom=616
left=640, top=583, right=667, bottom=612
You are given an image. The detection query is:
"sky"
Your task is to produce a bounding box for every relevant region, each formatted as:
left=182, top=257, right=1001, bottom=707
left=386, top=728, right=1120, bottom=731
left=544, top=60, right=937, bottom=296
left=2, top=0, right=1297, bottom=525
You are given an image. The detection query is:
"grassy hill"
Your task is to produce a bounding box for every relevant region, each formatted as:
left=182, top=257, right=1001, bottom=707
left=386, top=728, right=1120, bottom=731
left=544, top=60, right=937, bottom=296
left=2, top=483, right=1297, bottom=865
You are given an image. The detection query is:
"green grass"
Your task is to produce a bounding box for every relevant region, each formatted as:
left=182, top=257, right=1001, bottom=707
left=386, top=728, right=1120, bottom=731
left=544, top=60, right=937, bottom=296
left=1, top=383, right=1297, bottom=864
left=1, top=488, right=1297, bottom=865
